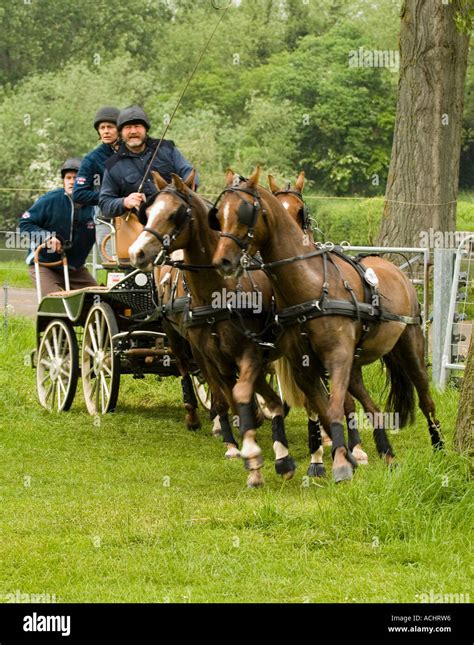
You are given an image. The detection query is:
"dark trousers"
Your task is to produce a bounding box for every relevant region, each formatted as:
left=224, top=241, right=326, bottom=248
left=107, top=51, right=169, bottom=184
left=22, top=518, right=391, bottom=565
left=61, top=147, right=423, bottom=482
left=28, top=264, right=97, bottom=299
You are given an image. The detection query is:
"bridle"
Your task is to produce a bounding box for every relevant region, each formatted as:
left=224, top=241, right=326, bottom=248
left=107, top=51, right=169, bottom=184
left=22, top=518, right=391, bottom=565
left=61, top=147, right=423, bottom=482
left=140, top=187, right=193, bottom=265
left=273, top=184, right=311, bottom=232
left=208, top=178, right=266, bottom=255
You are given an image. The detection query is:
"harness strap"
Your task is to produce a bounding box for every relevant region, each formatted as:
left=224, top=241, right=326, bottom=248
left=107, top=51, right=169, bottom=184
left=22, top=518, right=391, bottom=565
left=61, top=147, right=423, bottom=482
left=275, top=297, right=421, bottom=329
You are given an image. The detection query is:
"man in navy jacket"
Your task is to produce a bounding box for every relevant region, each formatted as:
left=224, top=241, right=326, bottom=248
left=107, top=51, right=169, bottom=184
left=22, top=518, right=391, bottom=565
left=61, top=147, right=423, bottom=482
left=73, top=106, right=120, bottom=260
left=99, top=106, right=198, bottom=218
left=19, top=158, right=97, bottom=298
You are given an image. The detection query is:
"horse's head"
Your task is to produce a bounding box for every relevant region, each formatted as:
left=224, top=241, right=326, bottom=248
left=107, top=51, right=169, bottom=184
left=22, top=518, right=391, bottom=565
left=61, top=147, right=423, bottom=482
left=212, top=166, right=270, bottom=278
left=129, top=169, right=196, bottom=271
left=268, top=171, right=311, bottom=234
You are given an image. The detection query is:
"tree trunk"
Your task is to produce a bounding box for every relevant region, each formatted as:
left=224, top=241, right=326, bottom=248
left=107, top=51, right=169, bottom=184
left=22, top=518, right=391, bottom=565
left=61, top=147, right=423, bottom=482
left=454, top=336, right=473, bottom=470
left=378, top=0, right=470, bottom=248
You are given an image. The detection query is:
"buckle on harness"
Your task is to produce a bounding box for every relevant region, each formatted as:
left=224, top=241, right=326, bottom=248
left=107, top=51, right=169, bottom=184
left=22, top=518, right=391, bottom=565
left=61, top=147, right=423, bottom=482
left=206, top=316, right=216, bottom=324
left=240, top=254, right=250, bottom=269
left=297, top=315, right=307, bottom=324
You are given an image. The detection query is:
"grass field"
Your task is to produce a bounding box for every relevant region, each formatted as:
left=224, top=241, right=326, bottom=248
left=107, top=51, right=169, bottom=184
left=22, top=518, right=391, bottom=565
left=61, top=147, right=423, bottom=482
left=0, top=315, right=472, bottom=604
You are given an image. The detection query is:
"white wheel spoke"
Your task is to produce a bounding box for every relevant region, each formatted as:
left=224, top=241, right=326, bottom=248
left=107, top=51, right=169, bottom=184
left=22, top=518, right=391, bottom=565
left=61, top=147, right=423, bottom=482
left=56, top=380, right=62, bottom=410
left=102, top=362, right=113, bottom=377
left=83, top=364, right=96, bottom=379
left=44, top=339, right=54, bottom=360
left=52, top=326, right=59, bottom=357
left=39, top=372, right=52, bottom=387
left=39, top=358, right=52, bottom=369
left=84, top=344, right=95, bottom=359
left=58, top=375, right=68, bottom=398
left=94, top=311, right=104, bottom=349
left=88, top=324, right=98, bottom=353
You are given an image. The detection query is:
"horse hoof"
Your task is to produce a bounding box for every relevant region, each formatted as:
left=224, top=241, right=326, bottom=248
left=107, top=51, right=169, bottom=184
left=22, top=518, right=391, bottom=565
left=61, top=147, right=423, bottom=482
left=307, top=463, right=326, bottom=478
left=352, top=446, right=369, bottom=465
left=225, top=446, right=241, bottom=460
left=333, top=465, right=353, bottom=483
left=186, top=421, right=201, bottom=431
left=247, top=471, right=264, bottom=488
left=275, top=455, right=296, bottom=480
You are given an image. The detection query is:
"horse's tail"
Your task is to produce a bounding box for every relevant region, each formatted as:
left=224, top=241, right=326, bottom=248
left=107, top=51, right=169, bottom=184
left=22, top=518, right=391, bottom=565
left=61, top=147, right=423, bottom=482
left=273, top=358, right=306, bottom=408
left=382, top=352, right=416, bottom=428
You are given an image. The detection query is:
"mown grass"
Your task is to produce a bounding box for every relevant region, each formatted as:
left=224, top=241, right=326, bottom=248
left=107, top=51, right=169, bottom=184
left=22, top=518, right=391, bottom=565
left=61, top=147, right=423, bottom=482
left=0, top=316, right=472, bottom=604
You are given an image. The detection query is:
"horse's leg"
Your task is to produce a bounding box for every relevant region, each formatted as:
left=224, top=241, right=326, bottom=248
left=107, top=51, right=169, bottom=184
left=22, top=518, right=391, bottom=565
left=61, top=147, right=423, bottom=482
left=234, top=352, right=266, bottom=488
left=306, top=409, right=326, bottom=478
left=254, top=373, right=296, bottom=480
left=321, top=345, right=360, bottom=482
left=191, top=346, right=240, bottom=458
left=348, top=366, right=396, bottom=464
left=393, top=326, right=443, bottom=450
left=345, top=389, right=368, bottom=465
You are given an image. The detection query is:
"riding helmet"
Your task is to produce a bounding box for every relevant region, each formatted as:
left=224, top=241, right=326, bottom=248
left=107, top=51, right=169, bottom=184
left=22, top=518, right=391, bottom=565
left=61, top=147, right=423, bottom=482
left=60, top=157, right=82, bottom=177
left=93, top=106, right=120, bottom=131
left=117, top=106, right=151, bottom=132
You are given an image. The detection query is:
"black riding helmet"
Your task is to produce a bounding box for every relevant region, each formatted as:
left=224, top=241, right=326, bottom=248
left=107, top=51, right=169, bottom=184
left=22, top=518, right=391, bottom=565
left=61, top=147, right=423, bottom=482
left=117, top=106, right=150, bottom=132
left=60, top=157, right=82, bottom=178
left=93, top=106, right=120, bottom=131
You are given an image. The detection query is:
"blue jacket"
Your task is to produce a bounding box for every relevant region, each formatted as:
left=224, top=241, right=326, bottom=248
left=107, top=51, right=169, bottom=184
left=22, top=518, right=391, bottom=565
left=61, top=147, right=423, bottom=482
left=19, top=188, right=96, bottom=268
left=72, top=142, right=116, bottom=206
left=98, top=137, right=199, bottom=218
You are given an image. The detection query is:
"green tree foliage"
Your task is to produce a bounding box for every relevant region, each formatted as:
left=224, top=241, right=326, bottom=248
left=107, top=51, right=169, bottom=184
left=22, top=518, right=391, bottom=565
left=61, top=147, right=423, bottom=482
left=0, top=0, right=471, bottom=229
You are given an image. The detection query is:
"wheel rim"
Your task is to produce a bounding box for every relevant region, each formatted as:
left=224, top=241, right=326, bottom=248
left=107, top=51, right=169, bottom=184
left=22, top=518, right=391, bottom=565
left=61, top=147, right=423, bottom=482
left=37, top=321, right=77, bottom=412
left=192, top=374, right=212, bottom=410
left=82, top=304, right=119, bottom=414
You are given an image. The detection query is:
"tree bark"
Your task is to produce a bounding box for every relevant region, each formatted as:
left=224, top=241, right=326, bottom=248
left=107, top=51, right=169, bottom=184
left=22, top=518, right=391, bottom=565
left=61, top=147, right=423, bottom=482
left=454, top=336, right=473, bottom=470
left=378, top=0, right=470, bottom=248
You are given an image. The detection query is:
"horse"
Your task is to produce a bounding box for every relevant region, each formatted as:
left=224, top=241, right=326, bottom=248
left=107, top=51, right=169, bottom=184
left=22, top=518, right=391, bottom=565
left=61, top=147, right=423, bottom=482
left=212, top=167, right=443, bottom=482
left=129, top=170, right=295, bottom=487
left=268, top=171, right=369, bottom=466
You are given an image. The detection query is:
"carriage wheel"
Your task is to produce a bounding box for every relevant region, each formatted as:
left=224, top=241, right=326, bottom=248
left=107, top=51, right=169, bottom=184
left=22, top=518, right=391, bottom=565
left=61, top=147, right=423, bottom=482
left=36, top=319, right=78, bottom=412
left=81, top=302, right=120, bottom=414
left=256, top=369, right=283, bottom=420
left=192, top=374, right=212, bottom=411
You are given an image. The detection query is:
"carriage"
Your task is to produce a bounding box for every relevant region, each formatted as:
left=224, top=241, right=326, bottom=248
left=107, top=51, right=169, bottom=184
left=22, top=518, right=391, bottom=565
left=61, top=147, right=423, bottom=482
left=31, top=216, right=210, bottom=415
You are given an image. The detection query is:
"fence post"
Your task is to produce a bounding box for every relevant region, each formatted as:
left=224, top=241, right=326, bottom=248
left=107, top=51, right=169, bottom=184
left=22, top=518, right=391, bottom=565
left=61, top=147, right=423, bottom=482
left=3, top=281, right=8, bottom=335
left=432, top=249, right=454, bottom=387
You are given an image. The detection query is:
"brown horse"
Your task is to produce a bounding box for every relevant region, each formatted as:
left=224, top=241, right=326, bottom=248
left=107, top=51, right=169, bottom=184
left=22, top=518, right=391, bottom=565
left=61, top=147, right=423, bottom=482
left=212, top=167, right=443, bottom=482
left=268, top=171, right=369, bottom=466
left=129, top=171, right=295, bottom=487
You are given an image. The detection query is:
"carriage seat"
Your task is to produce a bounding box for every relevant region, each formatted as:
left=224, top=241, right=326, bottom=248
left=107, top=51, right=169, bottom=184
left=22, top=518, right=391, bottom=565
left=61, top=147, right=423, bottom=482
left=100, top=212, right=144, bottom=269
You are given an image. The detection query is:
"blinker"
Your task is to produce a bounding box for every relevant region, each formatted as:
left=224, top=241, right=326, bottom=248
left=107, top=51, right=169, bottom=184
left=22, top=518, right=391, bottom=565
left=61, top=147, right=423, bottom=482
left=208, top=205, right=220, bottom=231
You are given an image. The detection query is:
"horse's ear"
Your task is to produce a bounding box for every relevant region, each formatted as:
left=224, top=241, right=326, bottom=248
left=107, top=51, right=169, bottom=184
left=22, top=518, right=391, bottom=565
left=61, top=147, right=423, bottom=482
left=268, top=175, right=281, bottom=194
left=184, top=168, right=196, bottom=188
left=151, top=170, right=168, bottom=191
left=248, top=165, right=260, bottom=188
left=171, top=173, right=186, bottom=193
left=295, top=171, right=305, bottom=193
left=225, top=168, right=235, bottom=186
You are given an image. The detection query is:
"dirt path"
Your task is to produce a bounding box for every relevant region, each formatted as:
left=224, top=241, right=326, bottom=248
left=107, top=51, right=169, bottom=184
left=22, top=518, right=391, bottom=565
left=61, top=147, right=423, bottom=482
left=2, top=287, right=37, bottom=319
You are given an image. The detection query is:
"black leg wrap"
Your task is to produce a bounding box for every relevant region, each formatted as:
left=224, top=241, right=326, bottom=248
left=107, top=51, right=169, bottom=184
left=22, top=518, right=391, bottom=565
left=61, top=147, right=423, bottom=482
left=330, top=422, right=358, bottom=468
left=308, top=418, right=322, bottom=454
left=347, top=415, right=361, bottom=451
left=220, top=414, right=237, bottom=447
left=429, top=422, right=444, bottom=450
left=271, top=415, right=288, bottom=448
left=373, top=427, right=395, bottom=458
left=181, top=374, right=198, bottom=409
left=330, top=422, right=346, bottom=456
left=238, top=402, right=256, bottom=436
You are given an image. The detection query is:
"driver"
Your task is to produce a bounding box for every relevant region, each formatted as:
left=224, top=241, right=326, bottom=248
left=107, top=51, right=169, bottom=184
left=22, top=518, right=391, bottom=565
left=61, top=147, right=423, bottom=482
left=98, top=105, right=199, bottom=218
left=19, top=158, right=97, bottom=298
